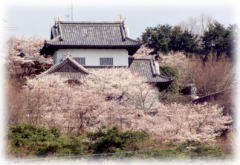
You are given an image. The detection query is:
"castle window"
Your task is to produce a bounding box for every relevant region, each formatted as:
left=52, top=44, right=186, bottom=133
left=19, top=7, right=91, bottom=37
left=74, top=57, right=86, bottom=65
left=100, top=58, right=113, bottom=66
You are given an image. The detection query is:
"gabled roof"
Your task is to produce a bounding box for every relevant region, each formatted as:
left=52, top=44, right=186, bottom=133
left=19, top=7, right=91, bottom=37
left=38, top=56, right=89, bottom=78
left=129, top=57, right=172, bottom=83
left=39, top=56, right=171, bottom=83
left=41, top=21, right=141, bottom=55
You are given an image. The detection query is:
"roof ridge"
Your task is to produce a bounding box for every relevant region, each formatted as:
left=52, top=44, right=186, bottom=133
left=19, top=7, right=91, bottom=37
left=131, top=58, right=152, bottom=61
left=38, top=56, right=89, bottom=77
left=120, top=23, right=126, bottom=41
left=67, top=57, right=90, bottom=74
left=59, top=21, right=123, bottom=24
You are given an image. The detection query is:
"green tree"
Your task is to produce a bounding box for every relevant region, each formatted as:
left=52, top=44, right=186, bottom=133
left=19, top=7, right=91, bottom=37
left=169, top=26, right=199, bottom=55
left=224, top=24, right=237, bottom=60
left=201, top=22, right=229, bottom=59
left=141, top=21, right=236, bottom=61
left=142, top=25, right=172, bottom=54
left=142, top=25, right=199, bottom=55
left=168, top=26, right=183, bottom=52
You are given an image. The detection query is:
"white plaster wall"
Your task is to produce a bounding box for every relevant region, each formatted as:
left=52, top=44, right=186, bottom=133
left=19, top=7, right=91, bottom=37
left=54, top=49, right=129, bottom=66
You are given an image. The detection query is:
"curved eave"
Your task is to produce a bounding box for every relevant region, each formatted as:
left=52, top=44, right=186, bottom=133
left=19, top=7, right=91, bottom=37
left=46, top=43, right=141, bottom=48
left=40, top=42, right=141, bottom=55
left=125, top=37, right=141, bottom=43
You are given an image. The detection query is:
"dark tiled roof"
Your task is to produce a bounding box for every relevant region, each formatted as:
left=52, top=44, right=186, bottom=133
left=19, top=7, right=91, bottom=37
left=129, top=58, right=172, bottom=83
left=39, top=56, right=171, bottom=83
left=38, top=56, right=89, bottom=79
left=46, top=21, right=140, bottom=48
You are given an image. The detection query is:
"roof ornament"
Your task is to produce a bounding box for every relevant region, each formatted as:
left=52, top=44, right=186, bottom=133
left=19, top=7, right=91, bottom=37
left=118, top=15, right=128, bottom=39
left=55, top=16, right=62, bottom=25
left=125, top=26, right=129, bottom=37
left=117, top=15, right=125, bottom=23
left=153, top=60, right=160, bottom=75
left=118, top=15, right=129, bottom=37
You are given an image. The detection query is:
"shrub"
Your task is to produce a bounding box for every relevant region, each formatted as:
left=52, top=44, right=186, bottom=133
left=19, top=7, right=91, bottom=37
left=184, top=141, right=223, bottom=158
left=136, top=141, right=224, bottom=159
left=159, top=65, right=180, bottom=93
left=8, top=124, right=228, bottom=159
left=8, top=124, right=85, bottom=157
left=87, top=126, right=149, bottom=153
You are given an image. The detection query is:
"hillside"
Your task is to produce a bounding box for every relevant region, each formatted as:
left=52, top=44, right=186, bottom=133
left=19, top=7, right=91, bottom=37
left=6, top=37, right=234, bottom=159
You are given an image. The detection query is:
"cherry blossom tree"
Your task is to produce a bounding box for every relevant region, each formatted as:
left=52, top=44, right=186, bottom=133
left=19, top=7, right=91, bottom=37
left=8, top=70, right=232, bottom=142
left=7, top=37, right=52, bottom=79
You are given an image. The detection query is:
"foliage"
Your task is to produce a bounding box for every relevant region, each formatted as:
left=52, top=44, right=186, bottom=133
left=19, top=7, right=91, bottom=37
left=6, top=37, right=233, bottom=143
left=8, top=124, right=227, bottom=159
left=134, top=45, right=155, bottom=58
left=183, top=56, right=233, bottom=96
left=142, top=25, right=172, bottom=54
left=202, top=23, right=226, bottom=58
left=169, top=26, right=199, bottom=54
left=141, top=21, right=237, bottom=60
left=136, top=141, right=224, bottom=159
left=158, top=92, right=192, bottom=104
left=159, top=52, right=234, bottom=96
left=7, top=37, right=52, bottom=79
left=142, top=25, right=198, bottom=55
left=87, top=126, right=149, bottom=153
left=8, top=123, right=85, bottom=157
left=8, top=73, right=232, bottom=142
left=88, top=68, right=159, bottom=110
left=225, top=25, right=237, bottom=60
left=159, top=65, right=180, bottom=93
left=202, top=23, right=237, bottom=60
left=8, top=69, right=159, bottom=134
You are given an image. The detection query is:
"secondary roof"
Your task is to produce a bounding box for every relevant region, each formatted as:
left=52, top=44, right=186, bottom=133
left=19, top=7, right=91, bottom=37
left=39, top=56, right=172, bottom=83
left=129, top=57, right=172, bottom=83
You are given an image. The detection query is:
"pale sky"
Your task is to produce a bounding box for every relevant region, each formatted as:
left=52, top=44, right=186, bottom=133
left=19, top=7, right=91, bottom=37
left=3, top=0, right=235, bottom=39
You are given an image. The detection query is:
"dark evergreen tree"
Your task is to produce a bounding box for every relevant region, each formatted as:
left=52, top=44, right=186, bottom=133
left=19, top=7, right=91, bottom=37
left=169, top=26, right=183, bottom=52
left=141, top=22, right=236, bottom=61
left=169, top=26, right=199, bottom=55
left=201, top=22, right=228, bottom=59
left=142, top=25, right=172, bottom=54
left=224, top=24, right=237, bottom=60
